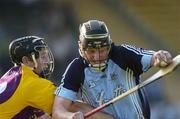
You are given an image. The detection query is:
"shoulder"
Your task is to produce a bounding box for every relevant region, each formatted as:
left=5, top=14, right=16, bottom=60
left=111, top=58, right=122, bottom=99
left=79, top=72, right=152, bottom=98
left=60, top=57, right=87, bottom=92
left=21, top=65, right=55, bottom=89
left=0, top=65, right=22, bottom=104
left=63, top=56, right=87, bottom=80
left=109, top=43, right=137, bottom=61
left=110, top=43, right=142, bottom=55
left=64, top=57, right=87, bottom=74
left=109, top=44, right=134, bottom=58
left=110, top=43, right=153, bottom=58
left=109, top=44, right=153, bottom=76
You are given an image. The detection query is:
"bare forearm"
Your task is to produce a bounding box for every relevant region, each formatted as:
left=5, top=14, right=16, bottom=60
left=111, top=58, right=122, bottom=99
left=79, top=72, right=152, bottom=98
left=52, top=105, right=73, bottom=119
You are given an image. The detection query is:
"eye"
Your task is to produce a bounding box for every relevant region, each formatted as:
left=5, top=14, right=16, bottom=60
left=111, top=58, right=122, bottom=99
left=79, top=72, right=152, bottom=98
left=86, top=48, right=96, bottom=53
left=99, top=49, right=106, bottom=52
left=40, top=55, right=46, bottom=59
left=89, top=50, right=96, bottom=54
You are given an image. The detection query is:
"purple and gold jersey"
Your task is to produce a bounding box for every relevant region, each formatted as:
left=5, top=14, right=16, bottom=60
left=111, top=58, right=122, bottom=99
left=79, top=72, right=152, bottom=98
left=55, top=44, right=154, bottom=119
left=0, top=65, right=56, bottom=119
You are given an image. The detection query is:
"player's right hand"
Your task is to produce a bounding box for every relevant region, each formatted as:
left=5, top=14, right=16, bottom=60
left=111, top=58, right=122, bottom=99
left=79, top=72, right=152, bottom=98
left=68, top=111, right=84, bottom=119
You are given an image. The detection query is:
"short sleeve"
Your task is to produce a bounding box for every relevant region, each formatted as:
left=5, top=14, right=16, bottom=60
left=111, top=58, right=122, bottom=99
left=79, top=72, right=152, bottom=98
left=55, top=58, right=85, bottom=102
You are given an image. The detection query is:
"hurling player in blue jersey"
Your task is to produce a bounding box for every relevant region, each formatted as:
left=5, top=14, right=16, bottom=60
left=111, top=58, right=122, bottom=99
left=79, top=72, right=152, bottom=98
left=52, top=20, right=172, bottom=119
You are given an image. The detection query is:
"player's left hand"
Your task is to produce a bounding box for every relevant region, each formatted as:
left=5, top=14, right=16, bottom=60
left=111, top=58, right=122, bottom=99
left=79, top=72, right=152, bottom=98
left=151, top=50, right=172, bottom=67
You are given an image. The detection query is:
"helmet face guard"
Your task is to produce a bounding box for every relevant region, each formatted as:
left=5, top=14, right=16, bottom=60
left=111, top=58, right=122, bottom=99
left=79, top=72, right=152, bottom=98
left=33, top=45, right=54, bottom=78
left=79, top=20, right=112, bottom=71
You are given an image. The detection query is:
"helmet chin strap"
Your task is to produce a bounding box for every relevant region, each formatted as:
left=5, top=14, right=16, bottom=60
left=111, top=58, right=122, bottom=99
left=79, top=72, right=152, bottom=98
left=31, top=53, right=38, bottom=69
left=90, top=62, right=107, bottom=71
left=31, top=53, right=45, bottom=78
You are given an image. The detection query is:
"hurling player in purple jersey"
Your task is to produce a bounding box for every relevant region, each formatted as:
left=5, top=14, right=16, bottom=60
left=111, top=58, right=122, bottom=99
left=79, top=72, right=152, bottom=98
left=0, top=36, right=56, bottom=119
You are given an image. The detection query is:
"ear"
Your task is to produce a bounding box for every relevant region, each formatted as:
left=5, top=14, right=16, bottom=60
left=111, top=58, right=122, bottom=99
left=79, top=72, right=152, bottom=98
left=78, top=41, right=81, bottom=47
left=22, top=56, right=34, bottom=68
left=78, top=41, right=85, bottom=50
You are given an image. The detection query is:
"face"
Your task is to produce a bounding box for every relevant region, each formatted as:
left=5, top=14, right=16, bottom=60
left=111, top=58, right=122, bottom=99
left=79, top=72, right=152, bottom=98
left=83, top=46, right=110, bottom=66
left=21, top=47, right=54, bottom=78
left=34, top=49, right=49, bottom=73
left=34, top=48, right=54, bottom=78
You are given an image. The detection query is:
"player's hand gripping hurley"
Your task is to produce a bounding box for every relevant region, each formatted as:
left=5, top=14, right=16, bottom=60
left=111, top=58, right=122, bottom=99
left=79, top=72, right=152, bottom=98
left=84, top=55, right=180, bottom=118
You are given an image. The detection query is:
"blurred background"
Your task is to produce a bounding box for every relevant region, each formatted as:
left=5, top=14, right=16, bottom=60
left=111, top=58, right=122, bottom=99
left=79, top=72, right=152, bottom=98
left=0, top=0, right=179, bottom=118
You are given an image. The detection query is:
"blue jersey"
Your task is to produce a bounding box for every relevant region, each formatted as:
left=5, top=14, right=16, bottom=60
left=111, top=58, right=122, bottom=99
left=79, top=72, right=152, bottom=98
left=55, top=44, right=154, bottom=119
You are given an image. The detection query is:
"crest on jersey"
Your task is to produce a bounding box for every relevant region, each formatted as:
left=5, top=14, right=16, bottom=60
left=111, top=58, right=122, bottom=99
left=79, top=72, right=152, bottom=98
left=88, top=80, right=96, bottom=88
left=110, top=72, right=118, bottom=80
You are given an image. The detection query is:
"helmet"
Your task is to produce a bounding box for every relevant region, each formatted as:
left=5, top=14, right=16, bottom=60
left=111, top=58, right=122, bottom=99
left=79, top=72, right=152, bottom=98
left=79, top=20, right=112, bottom=49
left=79, top=20, right=112, bottom=71
left=9, top=36, right=54, bottom=78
